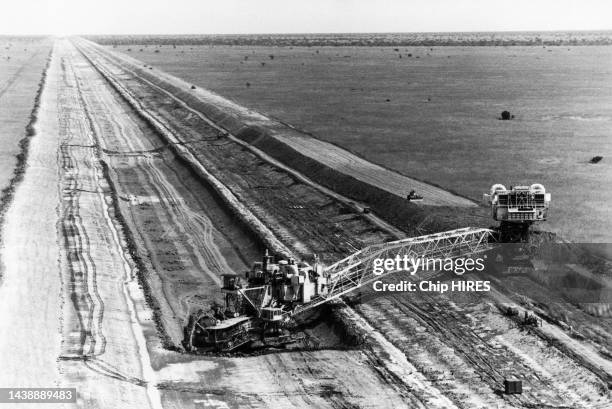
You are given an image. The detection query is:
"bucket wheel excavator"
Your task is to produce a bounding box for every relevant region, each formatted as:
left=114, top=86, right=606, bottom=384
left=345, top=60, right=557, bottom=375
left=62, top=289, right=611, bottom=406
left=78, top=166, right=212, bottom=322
left=183, top=227, right=496, bottom=353
left=183, top=183, right=550, bottom=353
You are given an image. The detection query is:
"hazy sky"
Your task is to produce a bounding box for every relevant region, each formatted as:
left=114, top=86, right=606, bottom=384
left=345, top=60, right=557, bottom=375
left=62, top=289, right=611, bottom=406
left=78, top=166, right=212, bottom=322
left=1, top=0, right=611, bottom=36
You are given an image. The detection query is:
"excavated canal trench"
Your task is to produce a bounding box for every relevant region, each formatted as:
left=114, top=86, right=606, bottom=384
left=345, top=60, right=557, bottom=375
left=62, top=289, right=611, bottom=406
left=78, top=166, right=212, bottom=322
left=66, top=37, right=363, bottom=353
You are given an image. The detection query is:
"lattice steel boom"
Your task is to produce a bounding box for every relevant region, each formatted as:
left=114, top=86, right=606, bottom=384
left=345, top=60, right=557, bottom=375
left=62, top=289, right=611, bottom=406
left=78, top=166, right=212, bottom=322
left=291, top=227, right=496, bottom=315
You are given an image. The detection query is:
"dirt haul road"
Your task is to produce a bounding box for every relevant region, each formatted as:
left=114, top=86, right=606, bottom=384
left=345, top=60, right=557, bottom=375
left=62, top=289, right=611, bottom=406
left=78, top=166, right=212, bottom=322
left=0, top=40, right=163, bottom=409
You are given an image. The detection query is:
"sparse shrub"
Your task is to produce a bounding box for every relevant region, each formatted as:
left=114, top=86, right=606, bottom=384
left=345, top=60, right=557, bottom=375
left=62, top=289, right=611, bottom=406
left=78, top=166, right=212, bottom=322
left=590, top=156, right=603, bottom=164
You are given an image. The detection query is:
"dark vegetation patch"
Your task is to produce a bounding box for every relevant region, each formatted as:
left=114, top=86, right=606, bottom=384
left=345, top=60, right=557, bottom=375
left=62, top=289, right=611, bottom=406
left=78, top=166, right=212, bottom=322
left=85, top=32, right=612, bottom=47
left=590, top=156, right=603, bottom=164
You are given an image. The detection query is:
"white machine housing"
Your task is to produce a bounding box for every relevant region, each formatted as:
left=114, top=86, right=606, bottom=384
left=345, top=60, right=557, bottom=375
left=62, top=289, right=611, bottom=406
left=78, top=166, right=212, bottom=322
left=483, top=184, right=550, bottom=223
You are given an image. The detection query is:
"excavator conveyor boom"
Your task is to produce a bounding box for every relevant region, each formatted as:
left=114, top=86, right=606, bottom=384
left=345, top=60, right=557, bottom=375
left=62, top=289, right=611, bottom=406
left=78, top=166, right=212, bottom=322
left=291, top=227, right=496, bottom=316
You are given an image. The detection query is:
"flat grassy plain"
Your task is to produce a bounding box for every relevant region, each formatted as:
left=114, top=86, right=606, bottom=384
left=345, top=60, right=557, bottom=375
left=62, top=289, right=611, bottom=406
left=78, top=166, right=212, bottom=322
left=108, top=43, right=612, bottom=242
left=0, top=37, right=52, bottom=196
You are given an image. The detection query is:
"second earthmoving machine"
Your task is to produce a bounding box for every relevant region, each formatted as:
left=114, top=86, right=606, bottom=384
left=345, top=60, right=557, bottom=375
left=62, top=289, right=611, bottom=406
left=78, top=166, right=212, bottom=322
left=406, top=189, right=424, bottom=202
left=184, top=227, right=495, bottom=352
left=483, top=183, right=551, bottom=242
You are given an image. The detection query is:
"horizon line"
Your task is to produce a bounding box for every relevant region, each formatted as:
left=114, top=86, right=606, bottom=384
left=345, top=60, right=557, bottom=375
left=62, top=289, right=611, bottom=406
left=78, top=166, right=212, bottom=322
left=3, top=28, right=612, bottom=37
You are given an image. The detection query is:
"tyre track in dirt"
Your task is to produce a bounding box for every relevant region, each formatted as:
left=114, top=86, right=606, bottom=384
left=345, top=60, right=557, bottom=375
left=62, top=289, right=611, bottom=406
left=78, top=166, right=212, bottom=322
left=58, top=143, right=106, bottom=357
left=72, top=38, right=485, bottom=408
left=57, top=55, right=106, bottom=358
left=76, top=39, right=395, bottom=261
left=0, top=40, right=158, bottom=409
left=356, top=290, right=611, bottom=408
left=74, top=38, right=612, bottom=409
left=70, top=50, right=256, bottom=341
left=69, top=37, right=486, bottom=407
left=0, top=40, right=71, bottom=404
left=64, top=39, right=433, bottom=409
left=57, top=43, right=161, bottom=408
left=81, top=40, right=407, bottom=240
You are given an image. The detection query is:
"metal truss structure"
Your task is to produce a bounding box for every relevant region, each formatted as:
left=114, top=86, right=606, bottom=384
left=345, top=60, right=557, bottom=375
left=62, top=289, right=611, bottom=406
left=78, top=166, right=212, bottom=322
left=292, top=227, right=496, bottom=316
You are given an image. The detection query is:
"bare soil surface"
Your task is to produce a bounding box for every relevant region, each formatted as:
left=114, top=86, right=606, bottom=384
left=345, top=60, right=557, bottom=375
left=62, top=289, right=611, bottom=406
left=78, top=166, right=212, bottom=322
left=0, top=39, right=441, bottom=409
left=76, top=39, right=398, bottom=264
left=68, top=38, right=439, bottom=407
left=0, top=41, right=68, bottom=405
left=73, top=38, right=612, bottom=408
left=1, top=36, right=611, bottom=409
